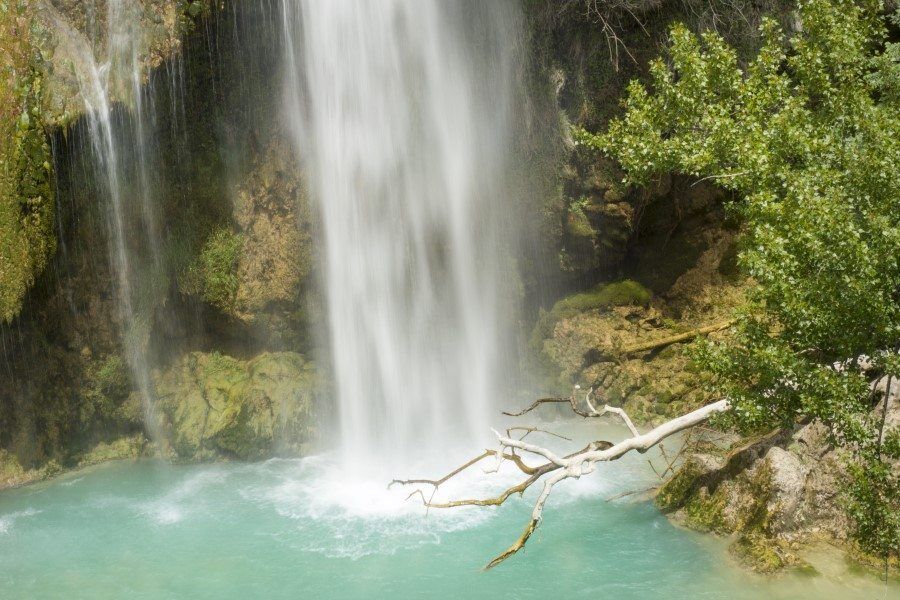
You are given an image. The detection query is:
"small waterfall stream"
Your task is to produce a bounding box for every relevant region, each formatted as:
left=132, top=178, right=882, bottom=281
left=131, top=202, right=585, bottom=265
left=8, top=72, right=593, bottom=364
left=280, top=0, right=524, bottom=473
left=62, top=0, right=168, bottom=448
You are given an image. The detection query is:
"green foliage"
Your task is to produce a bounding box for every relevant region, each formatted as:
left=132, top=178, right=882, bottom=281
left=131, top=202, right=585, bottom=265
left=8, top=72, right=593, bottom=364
left=80, top=354, right=131, bottom=427
left=846, top=440, right=900, bottom=562
left=589, top=0, right=899, bottom=559
left=0, top=3, right=56, bottom=322
left=180, top=227, right=243, bottom=313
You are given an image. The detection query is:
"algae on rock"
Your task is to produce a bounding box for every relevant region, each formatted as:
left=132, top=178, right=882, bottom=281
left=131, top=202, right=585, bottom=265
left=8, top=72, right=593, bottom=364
left=656, top=421, right=866, bottom=572
left=77, top=434, right=146, bottom=467
left=154, top=351, right=320, bottom=461
left=0, top=2, right=56, bottom=322
left=179, top=135, right=316, bottom=348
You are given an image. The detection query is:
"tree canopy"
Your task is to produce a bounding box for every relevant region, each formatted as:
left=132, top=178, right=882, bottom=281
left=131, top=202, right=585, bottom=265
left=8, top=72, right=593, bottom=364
left=579, top=0, right=899, bottom=560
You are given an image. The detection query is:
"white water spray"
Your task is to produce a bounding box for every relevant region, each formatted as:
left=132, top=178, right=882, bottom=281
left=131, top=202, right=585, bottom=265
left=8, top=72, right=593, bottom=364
left=281, top=1, right=523, bottom=473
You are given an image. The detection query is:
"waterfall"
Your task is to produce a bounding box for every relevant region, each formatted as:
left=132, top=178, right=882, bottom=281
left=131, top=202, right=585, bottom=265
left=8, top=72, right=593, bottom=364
left=280, top=1, right=523, bottom=473
left=57, top=0, right=167, bottom=448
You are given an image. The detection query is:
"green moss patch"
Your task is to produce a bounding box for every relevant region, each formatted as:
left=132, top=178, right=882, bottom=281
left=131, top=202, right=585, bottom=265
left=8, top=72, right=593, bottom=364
left=78, top=435, right=146, bottom=467
left=552, top=280, right=651, bottom=318
left=0, top=3, right=56, bottom=321
left=154, top=351, right=319, bottom=461
left=180, top=227, right=243, bottom=313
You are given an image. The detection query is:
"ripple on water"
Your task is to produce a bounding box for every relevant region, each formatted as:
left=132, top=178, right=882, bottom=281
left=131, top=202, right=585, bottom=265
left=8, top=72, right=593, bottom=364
left=138, top=466, right=229, bottom=526
left=0, top=508, right=41, bottom=535
left=0, top=449, right=896, bottom=600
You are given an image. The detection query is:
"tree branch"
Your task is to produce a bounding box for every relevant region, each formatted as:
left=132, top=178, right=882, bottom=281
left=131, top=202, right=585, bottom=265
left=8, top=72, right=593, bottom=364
left=619, top=320, right=736, bottom=358
left=392, top=397, right=731, bottom=569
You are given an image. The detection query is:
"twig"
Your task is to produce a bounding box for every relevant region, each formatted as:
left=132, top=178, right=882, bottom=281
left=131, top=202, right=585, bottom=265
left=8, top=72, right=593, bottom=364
left=605, top=485, right=658, bottom=502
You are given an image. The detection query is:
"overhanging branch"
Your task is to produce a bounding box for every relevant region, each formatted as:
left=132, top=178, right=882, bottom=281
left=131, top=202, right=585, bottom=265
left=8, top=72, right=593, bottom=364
left=392, top=395, right=731, bottom=569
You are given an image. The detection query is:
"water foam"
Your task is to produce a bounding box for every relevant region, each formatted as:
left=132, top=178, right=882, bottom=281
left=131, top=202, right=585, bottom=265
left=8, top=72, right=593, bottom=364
left=0, top=508, right=41, bottom=535
left=237, top=454, right=506, bottom=560
left=139, top=467, right=228, bottom=526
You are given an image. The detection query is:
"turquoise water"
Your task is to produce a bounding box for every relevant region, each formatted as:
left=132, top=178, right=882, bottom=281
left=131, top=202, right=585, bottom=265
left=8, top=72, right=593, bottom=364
left=0, top=426, right=895, bottom=599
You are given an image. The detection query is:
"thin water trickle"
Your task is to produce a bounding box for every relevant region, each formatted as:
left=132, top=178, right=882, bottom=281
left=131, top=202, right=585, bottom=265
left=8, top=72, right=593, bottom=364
left=58, top=0, right=168, bottom=450
left=281, top=0, right=524, bottom=475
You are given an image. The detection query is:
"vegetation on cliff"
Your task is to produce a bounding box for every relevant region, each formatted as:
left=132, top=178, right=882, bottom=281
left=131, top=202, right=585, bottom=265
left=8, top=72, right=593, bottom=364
left=584, top=0, right=899, bottom=562
left=0, top=2, right=55, bottom=322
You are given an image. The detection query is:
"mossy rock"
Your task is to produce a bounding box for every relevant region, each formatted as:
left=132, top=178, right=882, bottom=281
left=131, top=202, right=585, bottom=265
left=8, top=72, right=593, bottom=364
left=730, top=533, right=786, bottom=573
left=656, top=455, right=712, bottom=512
left=0, top=449, right=61, bottom=490
left=180, top=227, right=243, bottom=313
left=550, top=280, right=651, bottom=319
left=77, top=435, right=147, bottom=467
left=0, top=450, right=28, bottom=489
left=177, top=136, right=314, bottom=346
left=0, top=4, right=56, bottom=322
left=78, top=354, right=137, bottom=429
left=154, top=351, right=319, bottom=461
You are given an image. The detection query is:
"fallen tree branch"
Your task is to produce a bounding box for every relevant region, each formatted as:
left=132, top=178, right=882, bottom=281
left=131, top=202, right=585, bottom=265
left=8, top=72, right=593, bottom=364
left=393, top=398, right=731, bottom=569
left=620, top=320, right=736, bottom=358
left=506, top=426, right=572, bottom=442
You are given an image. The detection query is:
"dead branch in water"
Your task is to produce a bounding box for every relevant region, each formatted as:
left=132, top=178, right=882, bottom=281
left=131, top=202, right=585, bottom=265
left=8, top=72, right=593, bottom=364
left=391, top=388, right=730, bottom=569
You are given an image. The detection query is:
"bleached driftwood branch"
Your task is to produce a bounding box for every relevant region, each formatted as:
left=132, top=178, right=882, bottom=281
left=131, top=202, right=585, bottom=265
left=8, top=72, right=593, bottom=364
left=392, top=390, right=730, bottom=569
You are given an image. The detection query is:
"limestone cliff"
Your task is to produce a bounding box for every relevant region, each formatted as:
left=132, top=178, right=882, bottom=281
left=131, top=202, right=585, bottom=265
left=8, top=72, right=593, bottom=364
left=0, top=1, right=321, bottom=485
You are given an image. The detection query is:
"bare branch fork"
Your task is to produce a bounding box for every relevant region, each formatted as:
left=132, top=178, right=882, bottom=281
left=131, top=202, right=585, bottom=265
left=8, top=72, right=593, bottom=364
left=391, top=386, right=731, bottom=569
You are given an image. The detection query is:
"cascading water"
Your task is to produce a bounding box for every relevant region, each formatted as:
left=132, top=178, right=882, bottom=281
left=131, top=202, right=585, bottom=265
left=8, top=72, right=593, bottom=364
left=280, top=0, right=524, bottom=474
left=52, top=0, right=168, bottom=447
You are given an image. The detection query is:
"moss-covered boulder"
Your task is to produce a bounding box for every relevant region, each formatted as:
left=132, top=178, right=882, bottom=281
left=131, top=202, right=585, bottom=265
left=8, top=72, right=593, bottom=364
left=656, top=423, right=861, bottom=572
left=154, top=351, right=319, bottom=461
left=77, top=434, right=147, bottom=467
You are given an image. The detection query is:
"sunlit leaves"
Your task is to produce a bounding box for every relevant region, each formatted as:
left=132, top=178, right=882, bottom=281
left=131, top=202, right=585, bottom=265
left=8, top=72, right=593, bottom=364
left=589, top=0, right=900, bottom=558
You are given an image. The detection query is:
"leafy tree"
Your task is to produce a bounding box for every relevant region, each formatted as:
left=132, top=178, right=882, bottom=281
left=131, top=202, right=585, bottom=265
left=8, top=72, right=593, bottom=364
left=578, top=0, right=899, bottom=560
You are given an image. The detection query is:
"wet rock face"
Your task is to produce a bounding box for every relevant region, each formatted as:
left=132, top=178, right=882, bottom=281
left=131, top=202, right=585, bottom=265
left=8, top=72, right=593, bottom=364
left=0, top=3, right=56, bottom=323
left=531, top=235, right=745, bottom=421
left=232, top=136, right=315, bottom=339
left=0, top=0, right=211, bottom=324
left=37, top=0, right=209, bottom=126
left=1, top=1, right=317, bottom=476
left=554, top=154, right=640, bottom=277
left=179, top=134, right=318, bottom=349
left=154, top=351, right=320, bottom=461
left=553, top=146, right=730, bottom=290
